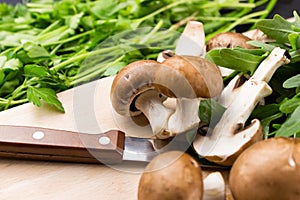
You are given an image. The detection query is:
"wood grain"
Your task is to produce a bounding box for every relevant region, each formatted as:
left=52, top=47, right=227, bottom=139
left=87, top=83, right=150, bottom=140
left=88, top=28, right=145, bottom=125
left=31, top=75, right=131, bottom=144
left=0, top=76, right=232, bottom=199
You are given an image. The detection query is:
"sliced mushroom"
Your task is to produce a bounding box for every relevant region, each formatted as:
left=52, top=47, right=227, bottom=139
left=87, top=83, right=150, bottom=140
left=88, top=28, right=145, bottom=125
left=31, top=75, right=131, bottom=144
left=157, top=50, right=174, bottom=63
left=161, top=55, right=223, bottom=135
left=218, top=47, right=290, bottom=107
left=175, top=21, right=206, bottom=57
left=193, top=47, right=290, bottom=165
left=111, top=55, right=223, bottom=139
left=193, top=79, right=272, bottom=166
left=111, top=21, right=222, bottom=139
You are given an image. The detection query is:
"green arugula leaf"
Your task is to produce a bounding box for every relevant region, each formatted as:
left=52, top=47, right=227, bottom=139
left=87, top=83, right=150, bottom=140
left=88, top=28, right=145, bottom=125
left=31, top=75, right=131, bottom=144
left=103, top=62, right=126, bottom=76
left=23, top=42, right=50, bottom=58
left=0, top=70, right=4, bottom=85
left=288, top=33, right=300, bottom=50
left=27, top=86, right=65, bottom=112
left=256, top=14, right=294, bottom=44
left=292, top=11, right=300, bottom=29
left=280, top=93, right=300, bottom=114
left=283, top=74, right=300, bottom=88
left=275, top=105, right=300, bottom=137
left=2, top=58, right=22, bottom=70
left=199, top=99, right=226, bottom=126
left=261, top=113, right=283, bottom=137
left=24, top=64, right=49, bottom=77
left=205, top=48, right=265, bottom=74
left=247, top=40, right=276, bottom=52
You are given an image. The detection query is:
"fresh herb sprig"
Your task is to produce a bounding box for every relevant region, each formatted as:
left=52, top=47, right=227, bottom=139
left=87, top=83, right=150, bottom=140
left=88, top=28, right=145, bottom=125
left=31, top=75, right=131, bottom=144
left=0, top=0, right=276, bottom=111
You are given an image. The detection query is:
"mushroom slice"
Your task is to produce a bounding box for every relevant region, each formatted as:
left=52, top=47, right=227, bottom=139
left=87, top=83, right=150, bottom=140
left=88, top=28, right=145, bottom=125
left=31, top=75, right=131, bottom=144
left=218, top=47, right=290, bottom=108
left=110, top=55, right=222, bottom=139
left=110, top=60, right=175, bottom=138
left=203, top=172, right=225, bottom=200
left=159, top=55, right=223, bottom=136
left=250, top=47, right=290, bottom=83
left=111, top=21, right=223, bottom=139
left=175, top=21, right=206, bottom=57
left=157, top=50, right=174, bottom=63
left=193, top=79, right=272, bottom=166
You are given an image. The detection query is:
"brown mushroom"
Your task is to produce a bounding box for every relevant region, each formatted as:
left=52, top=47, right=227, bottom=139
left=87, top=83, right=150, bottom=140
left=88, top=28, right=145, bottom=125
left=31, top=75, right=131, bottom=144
left=206, top=32, right=256, bottom=76
left=206, top=32, right=255, bottom=51
left=229, top=137, right=300, bottom=200
left=138, top=151, right=203, bottom=200
left=110, top=55, right=223, bottom=139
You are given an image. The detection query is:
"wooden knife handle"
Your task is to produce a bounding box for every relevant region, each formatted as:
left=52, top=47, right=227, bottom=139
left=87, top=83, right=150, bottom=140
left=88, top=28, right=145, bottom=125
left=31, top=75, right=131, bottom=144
left=0, top=125, right=125, bottom=164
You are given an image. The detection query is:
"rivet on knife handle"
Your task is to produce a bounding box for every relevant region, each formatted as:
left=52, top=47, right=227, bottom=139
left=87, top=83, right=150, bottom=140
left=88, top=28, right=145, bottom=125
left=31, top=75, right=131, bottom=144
left=0, top=125, right=125, bottom=164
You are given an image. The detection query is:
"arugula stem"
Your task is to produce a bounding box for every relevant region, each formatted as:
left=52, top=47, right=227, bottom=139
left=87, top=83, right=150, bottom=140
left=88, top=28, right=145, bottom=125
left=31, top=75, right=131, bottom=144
left=50, top=46, right=119, bottom=72
left=205, top=10, right=268, bottom=41
left=70, top=55, right=125, bottom=86
left=43, top=30, right=94, bottom=46
left=0, top=98, right=28, bottom=106
left=140, top=20, right=164, bottom=44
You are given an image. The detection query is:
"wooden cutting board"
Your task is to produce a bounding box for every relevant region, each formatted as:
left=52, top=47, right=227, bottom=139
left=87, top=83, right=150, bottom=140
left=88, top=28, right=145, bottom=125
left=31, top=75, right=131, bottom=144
left=0, top=76, right=154, bottom=138
left=0, top=75, right=232, bottom=200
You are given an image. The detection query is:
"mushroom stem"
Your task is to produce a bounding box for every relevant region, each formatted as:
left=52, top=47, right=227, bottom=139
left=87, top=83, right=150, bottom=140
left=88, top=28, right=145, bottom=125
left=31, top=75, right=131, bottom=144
left=175, top=21, right=206, bottom=56
left=218, top=47, right=290, bottom=108
left=212, top=80, right=272, bottom=139
left=166, top=98, right=200, bottom=136
left=250, top=47, right=290, bottom=82
left=135, top=90, right=174, bottom=139
left=203, top=172, right=225, bottom=200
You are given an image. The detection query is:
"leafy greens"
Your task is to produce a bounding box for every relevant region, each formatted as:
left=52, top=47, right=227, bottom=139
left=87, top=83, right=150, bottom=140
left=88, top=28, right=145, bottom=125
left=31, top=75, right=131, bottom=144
left=0, top=0, right=276, bottom=111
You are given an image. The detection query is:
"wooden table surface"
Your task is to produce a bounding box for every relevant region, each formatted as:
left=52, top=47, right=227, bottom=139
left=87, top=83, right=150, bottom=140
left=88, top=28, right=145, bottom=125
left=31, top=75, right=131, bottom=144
left=0, top=76, right=231, bottom=200
left=0, top=158, right=231, bottom=200
left=0, top=158, right=143, bottom=200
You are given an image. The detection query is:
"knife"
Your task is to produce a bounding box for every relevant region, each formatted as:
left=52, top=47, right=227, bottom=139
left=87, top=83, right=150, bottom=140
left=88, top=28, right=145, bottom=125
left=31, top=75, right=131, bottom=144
left=0, top=125, right=155, bottom=164
left=0, top=125, right=227, bottom=168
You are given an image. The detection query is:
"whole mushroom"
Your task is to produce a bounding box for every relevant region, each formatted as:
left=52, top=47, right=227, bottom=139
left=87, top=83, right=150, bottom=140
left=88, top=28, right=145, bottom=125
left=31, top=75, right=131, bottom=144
left=138, top=151, right=203, bottom=200
left=229, top=137, right=300, bottom=200
left=206, top=32, right=255, bottom=51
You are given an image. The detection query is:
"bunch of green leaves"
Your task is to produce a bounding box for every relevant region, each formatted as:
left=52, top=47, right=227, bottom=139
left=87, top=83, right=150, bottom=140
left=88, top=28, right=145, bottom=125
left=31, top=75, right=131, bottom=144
left=206, top=11, right=300, bottom=138
left=0, top=0, right=276, bottom=112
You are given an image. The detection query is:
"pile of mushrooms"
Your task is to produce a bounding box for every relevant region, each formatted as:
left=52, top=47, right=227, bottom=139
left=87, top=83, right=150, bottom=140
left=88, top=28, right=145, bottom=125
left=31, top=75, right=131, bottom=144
left=110, top=21, right=223, bottom=139
left=193, top=36, right=290, bottom=166
left=109, top=19, right=298, bottom=199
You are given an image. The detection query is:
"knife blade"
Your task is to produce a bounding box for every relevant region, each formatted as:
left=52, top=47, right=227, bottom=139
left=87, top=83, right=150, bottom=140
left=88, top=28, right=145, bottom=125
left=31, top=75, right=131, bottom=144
left=0, top=125, right=227, bottom=168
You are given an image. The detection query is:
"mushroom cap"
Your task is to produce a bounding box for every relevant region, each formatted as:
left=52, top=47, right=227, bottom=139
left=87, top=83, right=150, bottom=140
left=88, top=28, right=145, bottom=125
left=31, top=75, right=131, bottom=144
left=206, top=32, right=255, bottom=51
left=229, top=137, right=300, bottom=200
left=160, top=55, right=223, bottom=98
left=138, top=151, right=203, bottom=200
left=110, top=56, right=223, bottom=116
